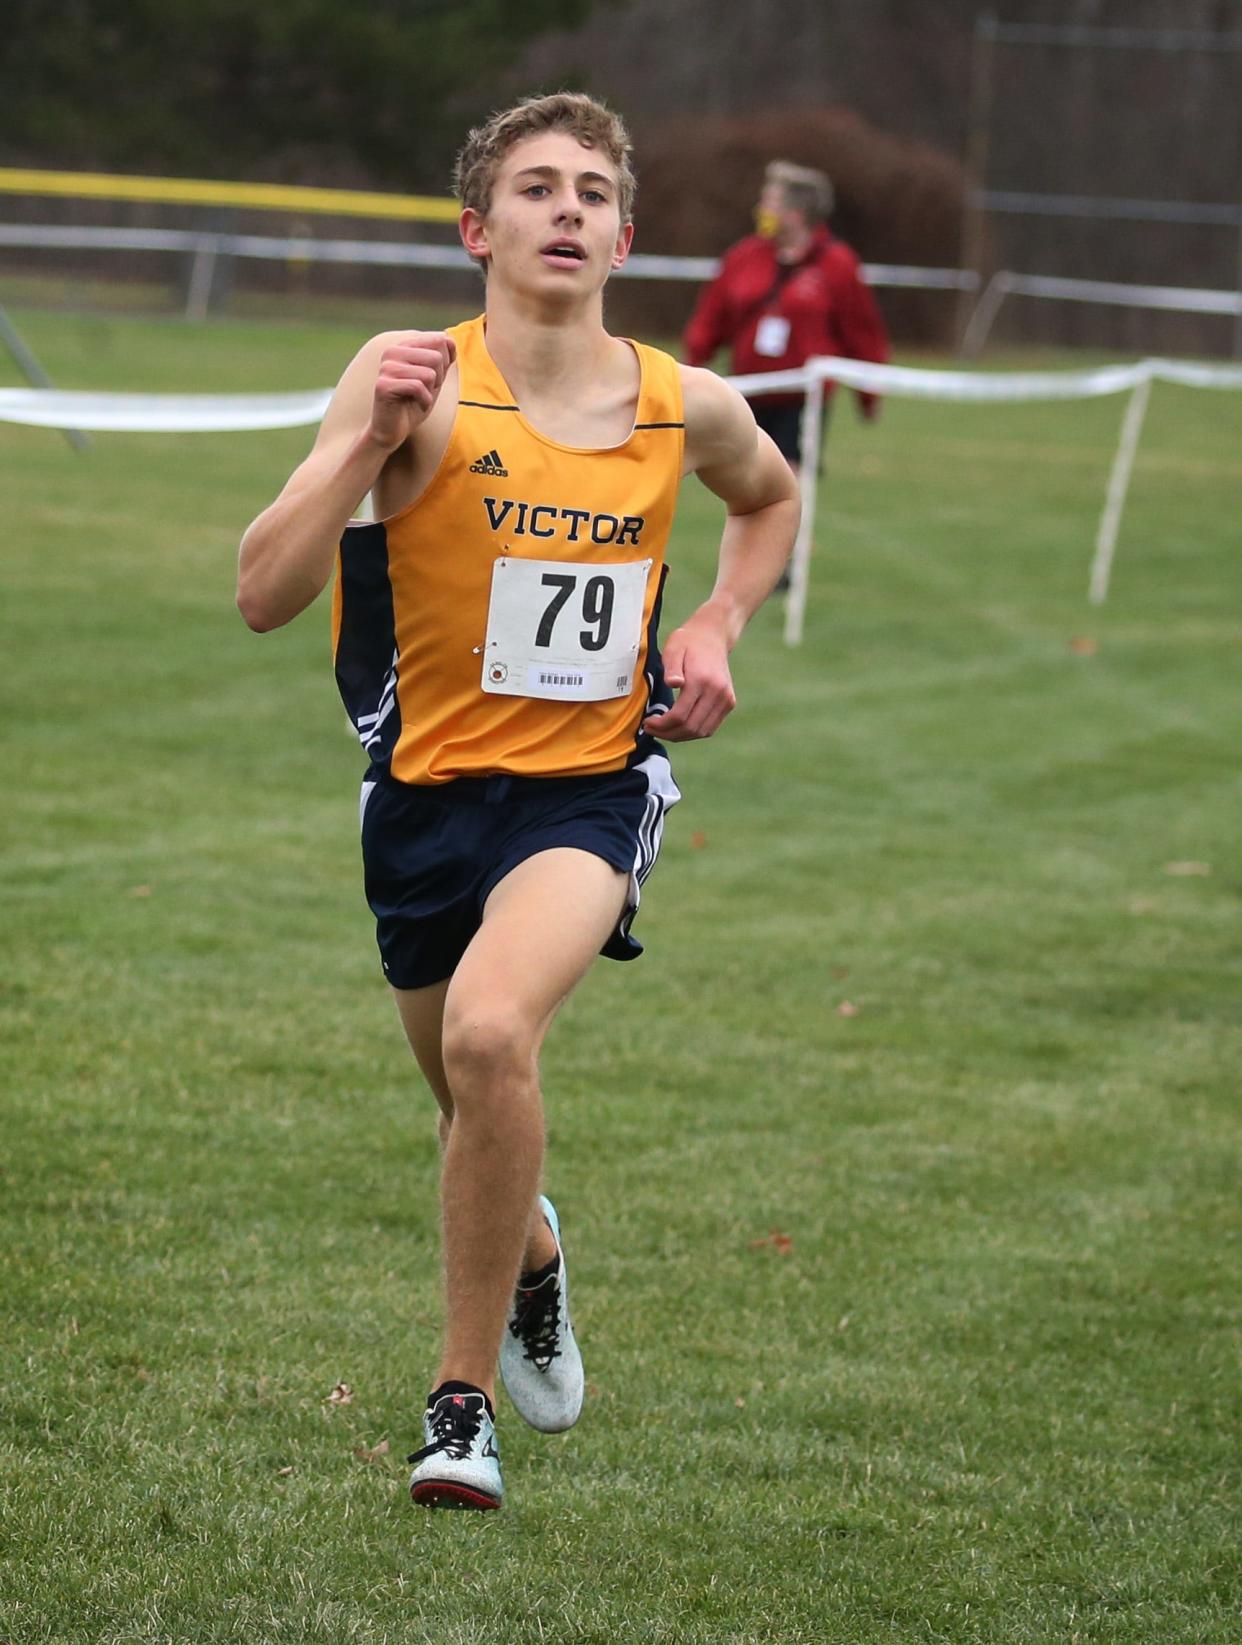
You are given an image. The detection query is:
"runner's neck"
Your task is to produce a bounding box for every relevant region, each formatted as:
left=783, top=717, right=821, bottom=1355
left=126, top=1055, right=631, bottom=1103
left=483, top=297, right=633, bottom=420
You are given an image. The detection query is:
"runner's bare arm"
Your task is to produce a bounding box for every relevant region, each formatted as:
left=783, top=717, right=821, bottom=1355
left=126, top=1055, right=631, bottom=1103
left=236, top=330, right=455, bottom=632
left=643, top=366, right=799, bottom=741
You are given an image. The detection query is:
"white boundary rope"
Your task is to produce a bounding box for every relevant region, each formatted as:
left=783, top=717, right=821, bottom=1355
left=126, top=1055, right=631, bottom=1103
left=723, top=357, right=1242, bottom=642
left=7, top=355, right=1228, bottom=433
left=3, top=356, right=1239, bottom=635
left=0, top=387, right=332, bottom=432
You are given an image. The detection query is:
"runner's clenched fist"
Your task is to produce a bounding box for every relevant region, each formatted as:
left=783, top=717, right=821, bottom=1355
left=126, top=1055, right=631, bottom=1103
left=370, top=333, right=457, bottom=450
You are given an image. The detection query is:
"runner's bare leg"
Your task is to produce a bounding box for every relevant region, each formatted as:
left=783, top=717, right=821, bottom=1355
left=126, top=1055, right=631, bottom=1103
left=393, top=846, right=627, bottom=1402
left=396, top=979, right=558, bottom=1271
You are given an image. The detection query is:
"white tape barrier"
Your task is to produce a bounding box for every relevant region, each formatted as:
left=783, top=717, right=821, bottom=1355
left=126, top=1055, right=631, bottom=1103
left=0, top=354, right=1208, bottom=432
left=0, top=387, right=331, bottom=432
left=720, top=356, right=1242, bottom=643
left=1148, top=356, right=1242, bottom=389
left=2, top=355, right=1239, bottom=635
left=729, top=357, right=1152, bottom=401
left=736, top=355, right=1242, bottom=400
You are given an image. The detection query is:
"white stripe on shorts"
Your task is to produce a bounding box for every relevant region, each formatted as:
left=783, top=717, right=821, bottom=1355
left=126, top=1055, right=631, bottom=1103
left=623, top=748, right=681, bottom=930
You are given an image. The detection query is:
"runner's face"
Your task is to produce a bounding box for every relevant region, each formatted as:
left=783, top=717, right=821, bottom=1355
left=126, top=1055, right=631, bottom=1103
left=463, top=130, right=632, bottom=295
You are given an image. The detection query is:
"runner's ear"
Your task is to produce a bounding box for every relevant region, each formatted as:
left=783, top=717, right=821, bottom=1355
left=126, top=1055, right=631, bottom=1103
left=460, top=208, right=490, bottom=264
left=611, top=222, right=634, bottom=271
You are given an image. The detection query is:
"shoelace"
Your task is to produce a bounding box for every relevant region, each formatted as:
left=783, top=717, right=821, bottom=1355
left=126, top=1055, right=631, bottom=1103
left=407, top=1397, right=484, bottom=1466
left=509, top=1273, right=562, bottom=1370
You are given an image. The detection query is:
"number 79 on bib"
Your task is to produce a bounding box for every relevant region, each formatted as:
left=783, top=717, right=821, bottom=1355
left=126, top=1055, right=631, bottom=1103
left=480, top=556, right=652, bottom=703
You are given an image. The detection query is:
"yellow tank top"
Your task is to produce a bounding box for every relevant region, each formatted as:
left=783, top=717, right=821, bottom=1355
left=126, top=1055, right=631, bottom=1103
left=332, top=315, right=685, bottom=785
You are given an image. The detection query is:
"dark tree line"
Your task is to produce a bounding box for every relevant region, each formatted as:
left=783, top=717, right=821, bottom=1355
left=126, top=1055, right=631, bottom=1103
left=0, top=0, right=604, bottom=188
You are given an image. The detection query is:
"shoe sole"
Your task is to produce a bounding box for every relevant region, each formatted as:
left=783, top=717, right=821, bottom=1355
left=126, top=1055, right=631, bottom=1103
left=410, top=1477, right=501, bottom=1511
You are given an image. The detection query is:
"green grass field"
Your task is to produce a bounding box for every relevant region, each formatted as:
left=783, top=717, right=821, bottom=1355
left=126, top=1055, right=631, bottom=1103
left=2, top=303, right=1240, bottom=1644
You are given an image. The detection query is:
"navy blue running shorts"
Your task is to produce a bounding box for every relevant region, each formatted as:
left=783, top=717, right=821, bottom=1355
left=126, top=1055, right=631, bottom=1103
left=359, top=750, right=681, bottom=990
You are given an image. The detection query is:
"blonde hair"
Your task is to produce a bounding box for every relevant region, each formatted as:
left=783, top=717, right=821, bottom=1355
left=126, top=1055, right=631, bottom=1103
left=765, top=159, right=834, bottom=224
left=454, top=92, right=637, bottom=225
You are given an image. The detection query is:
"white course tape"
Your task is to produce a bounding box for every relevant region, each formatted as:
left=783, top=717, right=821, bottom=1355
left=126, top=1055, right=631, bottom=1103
left=0, top=357, right=1158, bottom=432
left=2, top=357, right=1238, bottom=633
left=0, top=387, right=331, bottom=432
left=718, top=355, right=1242, bottom=640
left=728, top=357, right=1150, bottom=401
left=726, top=355, right=1242, bottom=402
left=1146, top=357, right=1242, bottom=390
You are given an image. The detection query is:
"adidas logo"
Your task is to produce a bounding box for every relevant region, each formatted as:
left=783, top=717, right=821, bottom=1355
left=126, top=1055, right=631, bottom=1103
left=469, top=448, right=509, bottom=477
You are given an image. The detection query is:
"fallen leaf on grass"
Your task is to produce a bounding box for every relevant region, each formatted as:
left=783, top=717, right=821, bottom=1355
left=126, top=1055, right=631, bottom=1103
left=127, top=885, right=153, bottom=898
left=277, top=1466, right=295, bottom=1477
left=354, top=1439, right=390, bottom=1465
left=1068, top=636, right=1098, bottom=657
left=836, top=1000, right=860, bottom=1018
left=1163, top=861, right=1210, bottom=877
left=689, top=830, right=708, bottom=850
left=829, top=965, right=850, bottom=980
left=749, top=1229, right=794, bottom=1254
left=325, top=1382, right=354, bottom=1406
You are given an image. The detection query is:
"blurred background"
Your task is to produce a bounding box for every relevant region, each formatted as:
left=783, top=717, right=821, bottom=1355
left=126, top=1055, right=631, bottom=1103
left=2, top=0, right=1240, bottom=357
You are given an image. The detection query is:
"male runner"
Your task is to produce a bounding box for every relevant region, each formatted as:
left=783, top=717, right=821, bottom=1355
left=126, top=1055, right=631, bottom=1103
left=237, top=92, right=798, bottom=1511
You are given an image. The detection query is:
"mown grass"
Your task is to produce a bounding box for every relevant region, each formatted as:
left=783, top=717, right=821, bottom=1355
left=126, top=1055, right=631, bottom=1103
left=1, top=304, right=1239, bottom=1643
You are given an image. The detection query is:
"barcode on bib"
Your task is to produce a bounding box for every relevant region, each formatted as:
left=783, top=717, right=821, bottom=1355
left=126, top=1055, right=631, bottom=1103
left=539, top=672, right=584, bottom=687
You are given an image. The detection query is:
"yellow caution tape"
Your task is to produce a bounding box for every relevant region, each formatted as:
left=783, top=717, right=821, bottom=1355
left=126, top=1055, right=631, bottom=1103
left=0, top=167, right=459, bottom=223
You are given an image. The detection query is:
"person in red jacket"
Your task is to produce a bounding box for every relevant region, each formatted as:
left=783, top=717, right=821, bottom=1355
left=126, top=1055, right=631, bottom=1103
left=683, top=159, right=889, bottom=470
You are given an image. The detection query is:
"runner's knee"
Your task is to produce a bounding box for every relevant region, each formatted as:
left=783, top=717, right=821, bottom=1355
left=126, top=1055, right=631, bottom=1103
left=441, top=1002, right=537, bottom=1095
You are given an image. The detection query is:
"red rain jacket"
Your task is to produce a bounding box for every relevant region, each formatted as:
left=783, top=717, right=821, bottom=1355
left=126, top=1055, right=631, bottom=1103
left=682, top=225, right=889, bottom=416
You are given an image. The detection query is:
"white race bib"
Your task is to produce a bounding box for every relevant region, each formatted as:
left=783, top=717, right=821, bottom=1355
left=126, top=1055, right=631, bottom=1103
left=481, top=556, right=652, bottom=702
left=754, top=314, right=791, bottom=357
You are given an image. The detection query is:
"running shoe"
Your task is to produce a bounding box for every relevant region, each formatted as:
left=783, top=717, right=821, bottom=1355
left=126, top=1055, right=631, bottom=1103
left=408, top=1388, right=502, bottom=1510
left=499, top=1195, right=585, bottom=1433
